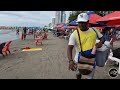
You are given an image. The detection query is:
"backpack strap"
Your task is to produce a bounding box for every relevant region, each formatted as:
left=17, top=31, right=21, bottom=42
left=76, top=29, right=91, bottom=58
left=76, top=28, right=83, bottom=52
left=91, top=27, right=100, bottom=40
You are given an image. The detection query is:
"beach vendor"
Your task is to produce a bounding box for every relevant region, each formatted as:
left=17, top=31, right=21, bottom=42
left=67, top=13, right=105, bottom=79
left=23, top=27, right=27, bottom=40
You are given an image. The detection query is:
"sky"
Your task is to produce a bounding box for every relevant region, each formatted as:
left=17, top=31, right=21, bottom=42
left=0, top=11, right=71, bottom=27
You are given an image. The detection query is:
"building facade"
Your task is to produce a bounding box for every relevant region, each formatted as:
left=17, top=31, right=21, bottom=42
left=52, top=17, right=55, bottom=27
left=55, top=11, right=66, bottom=24
left=52, top=18, right=55, bottom=25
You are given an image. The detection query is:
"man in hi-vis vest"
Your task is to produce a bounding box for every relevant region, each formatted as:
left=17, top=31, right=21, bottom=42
left=67, top=13, right=105, bottom=79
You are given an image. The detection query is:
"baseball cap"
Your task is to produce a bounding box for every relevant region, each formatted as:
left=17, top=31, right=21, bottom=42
left=76, top=13, right=89, bottom=23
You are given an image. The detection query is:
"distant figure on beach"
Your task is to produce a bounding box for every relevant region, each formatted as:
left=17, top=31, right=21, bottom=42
left=23, top=27, right=27, bottom=40
left=16, top=29, right=19, bottom=35
left=67, top=13, right=105, bottom=79
left=0, top=42, right=6, bottom=56
left=33, top=29, right=37, bottom=39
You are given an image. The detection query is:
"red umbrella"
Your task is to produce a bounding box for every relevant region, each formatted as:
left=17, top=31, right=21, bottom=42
left=59, top=27, right=65, bottom=30
left=96, top=11, right=120, bottom=26
left=114, top=25, right=120, bottom=29
left=67, top=26, right=78, bottom=29
left=107, top=19, right=120, bottom=26
left=89, top=14, right=102, bottom=24
left=55, top=24, right=64, bottom=28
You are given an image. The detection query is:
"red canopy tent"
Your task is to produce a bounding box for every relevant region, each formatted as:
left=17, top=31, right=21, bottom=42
left=114, top=25, right=120, bottom=29
left=96, top=11, right=120, bottom=26
left=89, top=14, right=102, bottom=24
left=59, top=27, right=65, bottom=30
left=67, top=26, right=78, bottom=29
left=55, top=24, right=64, bottom=28
left=107, top=19, right=120, bottom=26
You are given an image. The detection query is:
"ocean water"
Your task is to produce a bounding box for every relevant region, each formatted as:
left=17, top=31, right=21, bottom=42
left=0, top=30, right=21, bottom=43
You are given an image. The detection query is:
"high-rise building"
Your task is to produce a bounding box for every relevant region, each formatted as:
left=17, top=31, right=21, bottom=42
left=52, top=18, right=55, bottom=25
left=49, top=23, right=52, bottom=27
left=55, top=11, right=60, bottom=24
left=61, top=11, right=66, bottom=23
left=52, top=17, right=55, bottom=27
left=55, top=11, right=66, bottom=24
left=63, top=13, right=66, bottom=23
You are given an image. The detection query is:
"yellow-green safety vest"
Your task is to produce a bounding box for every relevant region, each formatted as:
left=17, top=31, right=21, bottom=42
left=73, top=28, right=99, bottom=52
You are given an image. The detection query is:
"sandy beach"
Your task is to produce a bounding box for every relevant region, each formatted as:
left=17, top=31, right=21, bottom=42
left=0, top=32, right=120, bottom=79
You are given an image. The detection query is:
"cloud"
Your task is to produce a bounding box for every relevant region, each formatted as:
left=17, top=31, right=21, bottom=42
left=0, top=11, right=71, bottom=27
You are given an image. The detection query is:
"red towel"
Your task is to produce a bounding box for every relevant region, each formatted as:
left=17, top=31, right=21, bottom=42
left=21, top=33, right=24, bottom=40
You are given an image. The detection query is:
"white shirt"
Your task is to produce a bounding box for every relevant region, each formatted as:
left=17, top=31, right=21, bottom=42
left=68, top=28, right=103, bottom=63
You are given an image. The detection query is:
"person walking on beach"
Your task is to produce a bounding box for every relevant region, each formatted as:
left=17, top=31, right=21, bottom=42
left=23, top=27, right=27, bottom=40
left=67, top=13, right=105, bottom=79
left=16, top=29, right=19, bottom=35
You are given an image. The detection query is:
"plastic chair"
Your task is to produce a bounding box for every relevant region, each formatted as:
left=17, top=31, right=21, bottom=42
left=46, top=34, right=48, bottom=39
left=35, top=37, right=43, bottom=45
left=2, top=41, right=12, bottom=55
left=43, top=33, right=48, bottom=40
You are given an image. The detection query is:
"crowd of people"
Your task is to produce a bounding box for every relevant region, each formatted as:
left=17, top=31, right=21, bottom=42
left=19, top=27, right=48, bottom=40
left=0, top=27, right=47, bottom=56
left=0, top=12, right=120, bottom=79
left=52, top=28, right=73, bottom=40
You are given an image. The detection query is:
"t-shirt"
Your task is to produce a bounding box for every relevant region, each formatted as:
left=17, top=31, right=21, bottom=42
left=68, top=28, right=103, bottom=63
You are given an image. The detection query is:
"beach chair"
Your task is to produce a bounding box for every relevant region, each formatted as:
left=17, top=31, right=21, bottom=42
left=43, top=33, right=48, bottom=40
left=46, top=34, right=48, bottom=39
left=34, top=31, right=42, bottom=39
left=2, top=41, right=12, bottom=55
left=35, top=37, right=43, bottom=45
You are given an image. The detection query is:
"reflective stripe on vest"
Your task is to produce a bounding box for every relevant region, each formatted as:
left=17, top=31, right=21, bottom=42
left=74, top=28, right=97, bottom=52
